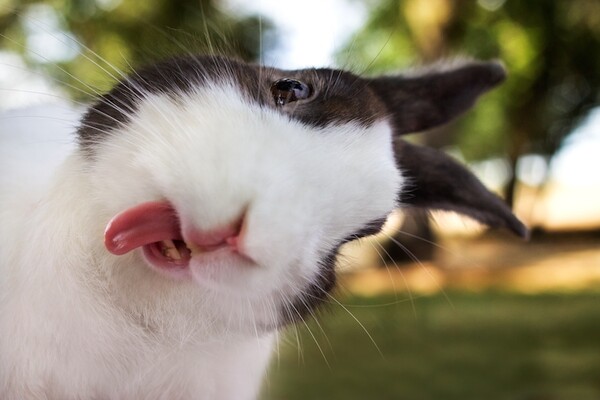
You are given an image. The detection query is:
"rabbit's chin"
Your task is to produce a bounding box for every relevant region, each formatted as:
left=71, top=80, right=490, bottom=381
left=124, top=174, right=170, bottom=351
left=107, top=247, right=324, bottom=335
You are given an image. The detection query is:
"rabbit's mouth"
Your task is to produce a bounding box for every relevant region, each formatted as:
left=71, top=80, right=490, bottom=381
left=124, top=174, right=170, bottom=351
left=141, top=240, right=199, bottom=277
left=104, top=201, right=251, bottom=278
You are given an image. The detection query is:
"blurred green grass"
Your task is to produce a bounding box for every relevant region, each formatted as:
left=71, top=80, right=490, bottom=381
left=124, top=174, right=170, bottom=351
left=262, top=292, right=600, bottom=400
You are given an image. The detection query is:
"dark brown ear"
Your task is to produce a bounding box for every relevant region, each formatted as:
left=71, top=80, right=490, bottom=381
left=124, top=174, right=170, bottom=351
left=396, top=140, right=528, bottom=238
left=368, top=60, right=506, bottom=134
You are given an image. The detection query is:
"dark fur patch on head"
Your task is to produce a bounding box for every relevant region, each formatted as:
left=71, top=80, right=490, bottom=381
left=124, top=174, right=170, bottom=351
left=78, top=56, right=508, bottom=153
left=271, top=68, right=386, bottom=127
left=77, top=55, right=389, bottom=154
left=77, top=55, right=265, bottom=152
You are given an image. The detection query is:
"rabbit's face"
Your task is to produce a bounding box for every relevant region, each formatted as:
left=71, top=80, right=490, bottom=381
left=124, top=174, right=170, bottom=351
left=80, top=55, right=524, bottom=332
left=87, top=57, right=401, bottom=329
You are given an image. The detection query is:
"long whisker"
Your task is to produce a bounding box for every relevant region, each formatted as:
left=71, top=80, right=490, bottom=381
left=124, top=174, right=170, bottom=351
left=371, top=239, right=418, bottom=317
left=279, top=297, right=304, bottom=364
left=0, top=62, right=97, bottom=100
left=198, top=0, right=216, bottom=55
left=0, top=85, right=98, bottom=109
left=0, top=33, right=102, bottom=98
left=284, top=299, right=331, bottom=368
left=382, top=231, right=455, bottom=309
left=358, top=28, right=396, bottom=77
left=292, top=291, right=335, bottom=356
left=337, top=295, right=428, bottom=308
left=365, top=236, right=400, bottom=295
left=4, top=11, right=181, bottom=137
left=323, top=290, right=383, bottom=358
left=0, top=36, right=149, bottom=136
left=394, top=223, right=477, bottom=267
left=23, top=16, right=128, bottom=85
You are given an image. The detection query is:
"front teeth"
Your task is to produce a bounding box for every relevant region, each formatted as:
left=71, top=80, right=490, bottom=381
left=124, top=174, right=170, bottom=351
left=161, top=240, right=182, bottom=260
left=160, top=240, right=204, bottom=260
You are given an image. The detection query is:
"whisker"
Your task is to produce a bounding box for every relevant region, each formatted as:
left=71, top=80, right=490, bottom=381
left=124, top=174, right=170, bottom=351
left=23, top=15, right=128, bottom=85
left=394, top=224, right=478, bottom=267
left=198, top=0, right=216, bottom=55
left=293, top=291, right=335, bottom=356
left=371, top=239, right=418, bottom=317
left=0, top=36, right=152, bottom=136
left=323, top=290, right=384, bottom=358
left=0, top=86, right=86, bottom=107
left=358, top=28, right=396, bottom=77
left=337, top=295, right=428, bottom=308
left=0, top=62, right=97, bottom=100
left=382, top=231, right=455, bottom=309
left=364, top=236, right=400, bottom=295
left=283, top=297, right=331, bottom=368
left=0, top=33, right=103, bottom=98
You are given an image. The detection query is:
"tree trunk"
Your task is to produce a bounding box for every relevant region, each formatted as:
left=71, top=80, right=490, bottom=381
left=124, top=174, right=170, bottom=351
left=505, top=154, right=519, bottom=209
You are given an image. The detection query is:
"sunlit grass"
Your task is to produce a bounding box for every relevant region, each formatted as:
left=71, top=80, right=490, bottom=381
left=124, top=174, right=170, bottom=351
left=262, top=291, right=600, bottom=400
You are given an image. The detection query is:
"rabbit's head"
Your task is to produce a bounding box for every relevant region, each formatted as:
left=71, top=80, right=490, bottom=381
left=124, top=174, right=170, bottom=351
left=78, top=55, right=525, bottom=332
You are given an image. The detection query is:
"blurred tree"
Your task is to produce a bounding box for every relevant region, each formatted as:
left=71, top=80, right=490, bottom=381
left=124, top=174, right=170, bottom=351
left=0, top=0, right=274, bottom=100
left=343, top=0, right=600, bottom=206
left=341, top=0, right=600, bottom=263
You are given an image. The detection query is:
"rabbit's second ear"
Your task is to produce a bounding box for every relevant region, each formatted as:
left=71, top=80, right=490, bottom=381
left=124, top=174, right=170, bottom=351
left=395, top=140, right=528, bottom=238
left=367, top=60, right=506, bottom=135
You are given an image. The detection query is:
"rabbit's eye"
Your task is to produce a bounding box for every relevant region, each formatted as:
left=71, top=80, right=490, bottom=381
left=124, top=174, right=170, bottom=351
left=271, top=79, right=312, bottom=106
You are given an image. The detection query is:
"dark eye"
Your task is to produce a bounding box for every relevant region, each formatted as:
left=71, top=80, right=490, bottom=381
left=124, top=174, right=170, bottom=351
left=270, top=78, right=312, bottom=106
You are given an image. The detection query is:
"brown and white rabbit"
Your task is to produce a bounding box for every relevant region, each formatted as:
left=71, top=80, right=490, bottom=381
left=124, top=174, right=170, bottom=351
left=0, top=55, right=526, bottom=399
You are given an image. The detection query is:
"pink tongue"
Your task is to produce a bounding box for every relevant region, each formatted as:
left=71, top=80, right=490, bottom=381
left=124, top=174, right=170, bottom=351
left=104, top=201, right=181, bottom=255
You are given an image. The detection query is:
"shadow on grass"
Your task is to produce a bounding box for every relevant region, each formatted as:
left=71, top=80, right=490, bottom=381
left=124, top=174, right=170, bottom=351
left=262, top=291, right=600, bottom=400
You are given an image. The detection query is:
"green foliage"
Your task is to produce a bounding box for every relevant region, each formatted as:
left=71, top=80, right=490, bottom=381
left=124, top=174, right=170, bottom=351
left=0, top=0, right=272, bottom=100
left=263, top=292, right=600, bottom=400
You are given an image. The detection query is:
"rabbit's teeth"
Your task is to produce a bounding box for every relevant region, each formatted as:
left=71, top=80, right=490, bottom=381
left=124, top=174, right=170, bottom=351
left=160, top=240, right=182, bottom=260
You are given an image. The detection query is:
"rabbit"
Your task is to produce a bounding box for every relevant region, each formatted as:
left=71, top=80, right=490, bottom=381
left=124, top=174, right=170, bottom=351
left=0, top=54, right=527, bottom=399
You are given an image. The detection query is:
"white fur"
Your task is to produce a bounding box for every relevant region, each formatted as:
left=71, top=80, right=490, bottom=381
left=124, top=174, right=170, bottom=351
left=0, top=84, right=402, bottom=398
